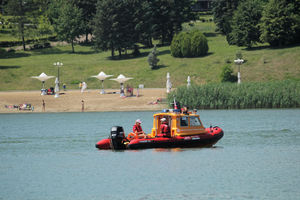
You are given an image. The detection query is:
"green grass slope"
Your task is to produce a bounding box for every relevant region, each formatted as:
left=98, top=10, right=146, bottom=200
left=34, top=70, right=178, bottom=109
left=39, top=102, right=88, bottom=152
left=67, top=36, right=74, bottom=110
left=1, top=21, right=300, bottom=91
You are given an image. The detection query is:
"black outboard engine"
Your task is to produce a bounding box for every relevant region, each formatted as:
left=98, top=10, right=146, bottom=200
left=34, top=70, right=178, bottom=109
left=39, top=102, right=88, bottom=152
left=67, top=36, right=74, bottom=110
left=110, top=126, right=126, bottom=150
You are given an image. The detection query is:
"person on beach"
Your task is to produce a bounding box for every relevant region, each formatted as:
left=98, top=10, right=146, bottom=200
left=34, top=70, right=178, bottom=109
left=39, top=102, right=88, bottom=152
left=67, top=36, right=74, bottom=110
left=81, top=82, right=87, bottom=93
left=133, top=119, right=146, bottom=138
left=42, top=100, right=45, bottom=112
left=81, top=100, right=84, bottom=112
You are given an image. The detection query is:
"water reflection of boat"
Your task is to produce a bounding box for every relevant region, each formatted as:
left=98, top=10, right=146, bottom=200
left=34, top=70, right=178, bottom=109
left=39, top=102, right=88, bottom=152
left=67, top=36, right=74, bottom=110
left=95, top=109, right=224, bottom=150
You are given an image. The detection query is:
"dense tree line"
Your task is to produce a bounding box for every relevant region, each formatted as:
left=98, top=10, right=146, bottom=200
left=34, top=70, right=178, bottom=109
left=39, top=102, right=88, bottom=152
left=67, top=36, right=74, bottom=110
left=213, top=0, right=300, bottom=47
left=4, top=0, right=298, bottom=52
left=93, top=0, right=195, bottom=57
left=2, top=0, right=194, bottom=54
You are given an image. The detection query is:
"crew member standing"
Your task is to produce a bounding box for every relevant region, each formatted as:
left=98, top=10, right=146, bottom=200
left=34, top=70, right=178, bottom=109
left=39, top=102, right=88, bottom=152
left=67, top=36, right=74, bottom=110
left=160, top=118, right=170, bottom=137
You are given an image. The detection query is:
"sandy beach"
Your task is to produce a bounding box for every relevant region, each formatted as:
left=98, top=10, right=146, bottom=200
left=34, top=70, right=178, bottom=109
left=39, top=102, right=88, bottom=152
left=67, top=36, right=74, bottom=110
left=0, top=88, right=168, bottom=113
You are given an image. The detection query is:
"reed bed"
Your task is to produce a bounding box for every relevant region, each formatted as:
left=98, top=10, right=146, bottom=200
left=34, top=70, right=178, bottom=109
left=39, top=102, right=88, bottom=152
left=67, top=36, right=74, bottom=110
left=168, top=80, right=300, bottom=109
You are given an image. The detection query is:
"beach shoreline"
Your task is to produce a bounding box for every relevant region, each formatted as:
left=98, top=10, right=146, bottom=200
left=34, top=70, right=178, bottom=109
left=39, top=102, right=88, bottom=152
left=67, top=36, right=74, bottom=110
left=0, top=88, right=168, bottom=113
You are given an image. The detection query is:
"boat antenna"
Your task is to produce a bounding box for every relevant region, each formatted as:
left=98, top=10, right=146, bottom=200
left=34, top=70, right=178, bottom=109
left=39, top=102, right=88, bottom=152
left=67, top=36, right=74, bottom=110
left=173, top=96, right=178, bottom=109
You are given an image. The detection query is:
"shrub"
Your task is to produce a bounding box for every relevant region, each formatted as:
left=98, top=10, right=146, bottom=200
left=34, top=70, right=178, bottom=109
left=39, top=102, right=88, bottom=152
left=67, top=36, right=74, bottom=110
left=43, top=42, right=51, bottom=48
left=170, top=30, right=209, bottom=58
left=170, top=33, right=182, bottom=57
left=0, top=48, right=6, bottom=54
left=220, top=64, right=237, bottom=82
left=30, top=42, right=51, bottom=50
left=236, top=51, right=243, bottom=59
left=70, top=80, right=81, bottom=84
left=7, top=48, right=15, bottom=53
left=180, top=32, right=191, bottom=57
left=190, top=30, right=209, bottom=57
left=147, top=45, right=160, bottom=69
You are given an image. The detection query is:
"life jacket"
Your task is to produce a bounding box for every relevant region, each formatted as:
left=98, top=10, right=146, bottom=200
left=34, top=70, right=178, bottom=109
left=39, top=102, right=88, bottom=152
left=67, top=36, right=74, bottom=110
left=133, top=124, right=143, bottom=133
left=157, top=123, right=170, bottom=137
left=161, top=123, right=170, bottom=134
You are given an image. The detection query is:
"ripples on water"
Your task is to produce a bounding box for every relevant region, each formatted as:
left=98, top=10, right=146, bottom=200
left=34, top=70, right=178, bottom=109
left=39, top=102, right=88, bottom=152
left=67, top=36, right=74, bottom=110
left=0, top=109, right=300, bottom=200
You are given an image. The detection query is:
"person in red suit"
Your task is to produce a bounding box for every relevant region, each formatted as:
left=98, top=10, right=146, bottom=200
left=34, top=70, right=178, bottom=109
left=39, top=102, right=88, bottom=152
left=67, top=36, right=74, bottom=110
left=132, top=119, right=146, bottom=138
left=159, top=118, right=170, bottom=137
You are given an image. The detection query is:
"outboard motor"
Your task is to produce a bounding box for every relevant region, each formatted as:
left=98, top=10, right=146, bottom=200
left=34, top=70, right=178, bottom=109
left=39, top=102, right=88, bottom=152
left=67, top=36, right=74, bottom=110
left=110, top=126, right=126, bottom=150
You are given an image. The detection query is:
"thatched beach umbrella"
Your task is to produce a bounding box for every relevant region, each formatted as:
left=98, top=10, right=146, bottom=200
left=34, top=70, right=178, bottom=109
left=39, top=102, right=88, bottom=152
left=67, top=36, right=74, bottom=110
left=31, top=72, right=55, bottom=95
left=110, top=74, right=133, bottom=97
left=91, top=71, right=113, bottom=94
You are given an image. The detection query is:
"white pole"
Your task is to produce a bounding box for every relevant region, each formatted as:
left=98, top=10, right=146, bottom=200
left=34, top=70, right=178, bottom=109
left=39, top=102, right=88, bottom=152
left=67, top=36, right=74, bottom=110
left=187, top=76, right=191, bottom=88
left=234, top=59, right=244, bottom=84
left=166, top=72, right=171, bottom=93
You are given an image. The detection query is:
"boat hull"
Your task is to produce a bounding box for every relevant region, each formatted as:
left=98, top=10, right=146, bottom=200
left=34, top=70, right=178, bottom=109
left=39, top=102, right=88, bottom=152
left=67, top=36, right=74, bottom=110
left=128, top=131, right=223, bottom=149
left=96, top=127, right=223, bottom=150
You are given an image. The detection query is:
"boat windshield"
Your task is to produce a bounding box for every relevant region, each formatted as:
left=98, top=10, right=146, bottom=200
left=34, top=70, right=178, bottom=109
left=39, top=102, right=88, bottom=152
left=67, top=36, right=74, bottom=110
left=190, top=116, right=201, bottom=126
left=180, top=116, right=189, bottom=127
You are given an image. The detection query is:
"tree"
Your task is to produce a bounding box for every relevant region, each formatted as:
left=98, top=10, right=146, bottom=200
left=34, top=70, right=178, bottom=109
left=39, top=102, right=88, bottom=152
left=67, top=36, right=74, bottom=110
left=93, top=0, right=115, bottom=57
left=0, top=0, right=8, bottom=14
left=228, top=0, right=263, bottom=48
left=52, top=1, right=84, bottom=53
left=135, top=1, right=153, bottom=47
left=76, top=0, right=97, bottom=43
left=260, top=0, right=300, bottom=46
left=212, top=0, right=240, bottom=35
left=93, top=0, right=195, bottom=56
left=93, top=0, right=140, bottom=57
left=5, top=0, right=39, bottom=50
left=147, top=45, right=160, bottom=69
left=36, top=15, right=54, bottom=38
left=146, top=0, right=195, bottom=45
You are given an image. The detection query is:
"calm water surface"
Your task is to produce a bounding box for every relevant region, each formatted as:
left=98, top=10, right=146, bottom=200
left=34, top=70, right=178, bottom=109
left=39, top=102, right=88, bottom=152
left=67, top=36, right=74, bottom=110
left=0, top=109, right=300, bottom=200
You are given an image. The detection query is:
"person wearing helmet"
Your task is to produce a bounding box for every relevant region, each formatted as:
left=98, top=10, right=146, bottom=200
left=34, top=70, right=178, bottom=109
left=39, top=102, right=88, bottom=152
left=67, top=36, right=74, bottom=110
left=159, top=118, right=170, bottom=137
left=133, top=119, right=146, bottom=138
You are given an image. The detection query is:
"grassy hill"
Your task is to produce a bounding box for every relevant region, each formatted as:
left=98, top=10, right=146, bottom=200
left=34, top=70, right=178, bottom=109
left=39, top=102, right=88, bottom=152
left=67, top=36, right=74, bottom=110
left=1, top=20, right=300, bottom=91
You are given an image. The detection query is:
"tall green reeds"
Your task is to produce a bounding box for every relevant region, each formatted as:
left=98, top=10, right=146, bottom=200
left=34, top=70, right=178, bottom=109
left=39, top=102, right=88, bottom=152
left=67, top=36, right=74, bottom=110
left=168, top=80, right=300, bottom=109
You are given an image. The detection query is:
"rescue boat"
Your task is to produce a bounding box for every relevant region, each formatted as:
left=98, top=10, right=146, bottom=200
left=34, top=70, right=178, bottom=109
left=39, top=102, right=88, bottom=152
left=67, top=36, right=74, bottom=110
left=95, top=109, right=224, bottom=150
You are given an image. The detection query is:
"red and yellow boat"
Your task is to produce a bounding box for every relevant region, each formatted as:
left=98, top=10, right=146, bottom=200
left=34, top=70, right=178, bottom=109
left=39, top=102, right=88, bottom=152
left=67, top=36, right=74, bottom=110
left=95, top=109, right=224, bottom=150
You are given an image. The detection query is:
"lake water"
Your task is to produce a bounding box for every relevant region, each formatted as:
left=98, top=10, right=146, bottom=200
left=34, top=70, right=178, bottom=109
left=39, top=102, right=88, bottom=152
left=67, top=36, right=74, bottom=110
left=0, top=109, right=300, bottom=200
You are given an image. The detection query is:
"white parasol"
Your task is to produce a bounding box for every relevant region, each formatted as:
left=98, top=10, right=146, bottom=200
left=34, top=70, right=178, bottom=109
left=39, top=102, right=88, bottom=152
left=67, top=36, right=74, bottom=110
left=31, top=72, right=55, bottom=95
left=91, top=71, right=113, bottom=94
left=110, top=74, right=133, bottom=97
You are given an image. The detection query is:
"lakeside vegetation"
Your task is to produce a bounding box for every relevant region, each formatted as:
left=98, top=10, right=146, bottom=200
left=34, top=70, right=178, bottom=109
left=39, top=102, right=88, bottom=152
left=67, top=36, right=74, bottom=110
left=168, top=80, right=300, bottom=109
